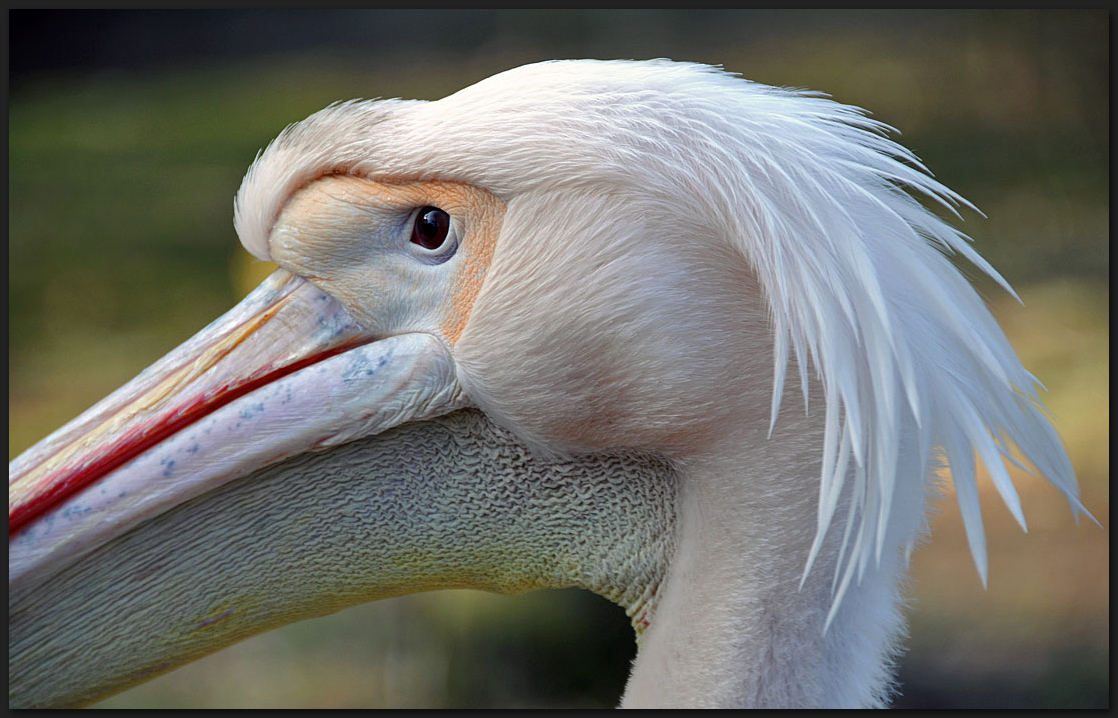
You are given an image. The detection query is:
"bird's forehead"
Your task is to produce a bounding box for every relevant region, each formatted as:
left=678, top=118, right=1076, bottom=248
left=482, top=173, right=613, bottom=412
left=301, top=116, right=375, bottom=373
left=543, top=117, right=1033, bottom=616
left=233, top=60, right=694, bottom=262
left=276, top=176, right=493, bottom=229
left=233, top=99, right=413, bottom=261
left=232, top=61, right=664, bottom=260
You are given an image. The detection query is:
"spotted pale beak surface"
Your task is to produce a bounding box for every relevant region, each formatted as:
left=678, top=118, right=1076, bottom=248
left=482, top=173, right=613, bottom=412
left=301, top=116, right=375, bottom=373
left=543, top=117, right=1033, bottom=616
left=9, top=269, right=465, bottom=595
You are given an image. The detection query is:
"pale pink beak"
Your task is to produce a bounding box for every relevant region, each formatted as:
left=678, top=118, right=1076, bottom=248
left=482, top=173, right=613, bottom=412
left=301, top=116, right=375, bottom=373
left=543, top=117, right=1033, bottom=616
left=9, top=269, right=464, bottom=594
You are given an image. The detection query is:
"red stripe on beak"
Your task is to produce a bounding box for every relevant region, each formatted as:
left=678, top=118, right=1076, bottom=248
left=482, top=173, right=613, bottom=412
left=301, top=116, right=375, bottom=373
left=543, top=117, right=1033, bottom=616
left=9, top=270, right=375, bottom=538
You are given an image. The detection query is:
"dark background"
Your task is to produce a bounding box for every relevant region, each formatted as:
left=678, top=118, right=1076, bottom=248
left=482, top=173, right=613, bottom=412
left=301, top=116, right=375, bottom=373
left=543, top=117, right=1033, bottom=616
left=8, top=9, right=1109, bottom=708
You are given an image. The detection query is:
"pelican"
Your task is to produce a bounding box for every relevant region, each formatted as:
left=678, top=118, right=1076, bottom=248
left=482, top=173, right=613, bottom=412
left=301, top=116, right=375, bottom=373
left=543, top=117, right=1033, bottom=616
left=8, top=59, right=1089, bottom=708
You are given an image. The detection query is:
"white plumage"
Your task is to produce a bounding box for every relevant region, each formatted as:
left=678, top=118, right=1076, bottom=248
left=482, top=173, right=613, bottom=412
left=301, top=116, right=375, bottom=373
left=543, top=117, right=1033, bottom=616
left=8, top=59, right=1088, bottom=708
left=237, top=58, right=1084, bottom=608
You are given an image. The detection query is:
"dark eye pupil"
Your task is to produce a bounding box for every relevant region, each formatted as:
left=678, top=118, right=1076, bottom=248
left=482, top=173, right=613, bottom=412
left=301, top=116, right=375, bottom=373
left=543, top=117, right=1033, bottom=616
left=412, top=207, right=450, bottom=250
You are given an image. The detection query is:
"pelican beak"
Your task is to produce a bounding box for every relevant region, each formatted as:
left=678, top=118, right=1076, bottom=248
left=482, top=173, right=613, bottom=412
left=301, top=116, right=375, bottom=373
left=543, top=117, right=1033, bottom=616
left=9, top=268, right=464, bottom=595
left=7, top=259, right=666, bottom=710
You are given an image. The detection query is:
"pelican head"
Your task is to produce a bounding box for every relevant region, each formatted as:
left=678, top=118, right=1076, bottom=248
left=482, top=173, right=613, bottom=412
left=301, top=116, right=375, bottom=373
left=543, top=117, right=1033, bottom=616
left=8, top=59, right=1087, bottom=708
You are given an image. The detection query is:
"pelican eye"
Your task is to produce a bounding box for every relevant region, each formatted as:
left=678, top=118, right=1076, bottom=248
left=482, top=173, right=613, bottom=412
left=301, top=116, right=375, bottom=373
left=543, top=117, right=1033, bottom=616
left=411, top=207, right=452, bottom=251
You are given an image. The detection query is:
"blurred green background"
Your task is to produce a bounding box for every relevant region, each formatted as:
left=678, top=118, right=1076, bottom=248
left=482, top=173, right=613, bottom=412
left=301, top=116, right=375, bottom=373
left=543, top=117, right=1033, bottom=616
left=8, top=9, right=1108, bottom=708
